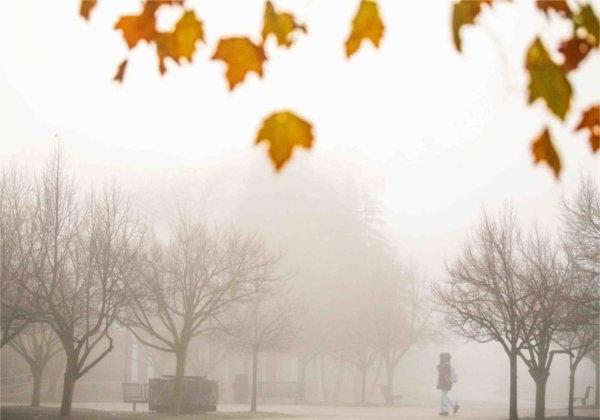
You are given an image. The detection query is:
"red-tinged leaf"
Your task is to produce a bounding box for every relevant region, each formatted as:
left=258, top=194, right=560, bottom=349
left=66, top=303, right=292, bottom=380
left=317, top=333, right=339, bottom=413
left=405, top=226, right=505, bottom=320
left=531, top=128, right=561, bottom=178
left=575, top=105, right=599, bottom=152
left=113, top=59, right=127, bottom=83
left=525, top=37, right=572, bottom=120
left=452, top=0, right=492, bottom=52
left=255, top=111, right=314, bottom=171
left=536, top=0, right=572, bottom=17
left=80, top=0, right=97, bottom=20
left=559, top=36, right=593, bottom=71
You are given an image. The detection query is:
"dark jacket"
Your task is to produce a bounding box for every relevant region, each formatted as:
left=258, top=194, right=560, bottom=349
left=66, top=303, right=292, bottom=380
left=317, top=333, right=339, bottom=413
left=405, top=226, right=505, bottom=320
left=436, top=362, right=452, bottom=391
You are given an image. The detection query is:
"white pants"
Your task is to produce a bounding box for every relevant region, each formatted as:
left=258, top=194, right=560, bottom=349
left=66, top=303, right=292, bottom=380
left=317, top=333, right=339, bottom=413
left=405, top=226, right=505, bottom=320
left=441, top=390, right=457, bottom=413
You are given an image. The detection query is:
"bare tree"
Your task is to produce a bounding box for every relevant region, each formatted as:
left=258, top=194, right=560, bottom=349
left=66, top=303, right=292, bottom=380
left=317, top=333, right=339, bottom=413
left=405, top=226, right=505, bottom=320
left=221, top=288, right=299, bottom=412
left=9, top=323, right=62, bottom=406
left=121, top=218, right=274, bottom=414
left=372, top=261, right=432, bottom=405
left=434, top=207, right=534, bottom=420
left=21, top=147, right=145, bottom=415
left=0, top=166, right=38, bottom=347
left=561, top=174, right=600, bottom=407
left=560, top=174, right=600, bottom=279
left=555, top=321, right=598, bottom=417
left=516, top=227, right=579, bottom=420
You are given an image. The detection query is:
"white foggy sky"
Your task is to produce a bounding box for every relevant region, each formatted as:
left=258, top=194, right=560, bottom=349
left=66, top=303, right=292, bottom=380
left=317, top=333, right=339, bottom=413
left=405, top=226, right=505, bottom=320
left=0, top=0, right=598, bottom=271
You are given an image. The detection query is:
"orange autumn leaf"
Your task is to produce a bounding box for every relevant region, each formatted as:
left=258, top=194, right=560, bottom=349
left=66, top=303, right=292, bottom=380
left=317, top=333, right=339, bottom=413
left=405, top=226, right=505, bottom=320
left=212, top=37, right=266, bottom=90
left=115, top=8, right=157, bottom=49
left=452, top=0, right=492, bottom=52
left=345, top=0, right=385, bottom=58
left=575, top=105, right=599, bottom=152
left=531, top=128, right=561, bottom=178
left=155, top=10, right=204, bottom=74
left=113, top=59, right=127, bottom=83
left=255, top=111, right=314, bottom=171
left=80, top=0, right=97, bottom=21
left=261, top=1, right=306, bottom=48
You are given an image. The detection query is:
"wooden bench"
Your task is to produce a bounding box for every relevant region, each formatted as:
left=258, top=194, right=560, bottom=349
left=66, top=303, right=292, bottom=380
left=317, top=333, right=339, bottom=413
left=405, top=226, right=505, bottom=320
left=122, top=382, right=148, bottom=411
left=257, top=381, right=304, bottom=402
left=378, top=385, right=402, bottom=405
left=574, top=386, right=593, bottom=407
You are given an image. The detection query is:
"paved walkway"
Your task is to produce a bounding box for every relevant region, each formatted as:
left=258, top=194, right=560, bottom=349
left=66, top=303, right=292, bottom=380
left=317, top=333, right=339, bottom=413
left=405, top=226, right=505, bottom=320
left=52, top=402, right=600, bottom=419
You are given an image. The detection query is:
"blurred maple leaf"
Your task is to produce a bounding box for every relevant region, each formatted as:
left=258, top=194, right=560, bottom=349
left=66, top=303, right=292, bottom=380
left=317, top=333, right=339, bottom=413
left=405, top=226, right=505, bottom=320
left=575, top=105, right=600, bottom=152
left=536, top=0, right=572, bottom=17
left=255, top=111, right=314, bottom=171
left=262, top=1, right=306, bottom=48
left=573, top=4, right=599, bottom=47
left=155, top=10, right=204, bottom=74
left=345, top=0, right=385, bottom=58
left=531, top=128, right=561, bottom=178
left=559, top=36, right=593, bottom=72
left=525, top=37, right=572, bottom=120
left=212, top=37, right=267, bottom=90
left=451, top=0, right=492, bottom=52
left=114, top=5, right=158, bottom=49
left=113, top=59, right=127, bottom=83
left=79, top=0, right=97, bottom=21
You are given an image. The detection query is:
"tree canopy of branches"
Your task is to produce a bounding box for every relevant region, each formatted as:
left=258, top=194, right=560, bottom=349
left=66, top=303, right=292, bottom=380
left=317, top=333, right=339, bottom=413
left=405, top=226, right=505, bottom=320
left=220, top=288, right=299, bottom=412
left=9, top=323, right=61, bottom=407
left=6, top=147, right=145, bottom=416
left=560, top=174, right=600, bottom=409
left=0, top=167, right=38, bottom=347
left=434, top=207, right=534, bottom=420
left=121, top=218, right=276, bottom=414
left=516, top=227, right=580, bottom=419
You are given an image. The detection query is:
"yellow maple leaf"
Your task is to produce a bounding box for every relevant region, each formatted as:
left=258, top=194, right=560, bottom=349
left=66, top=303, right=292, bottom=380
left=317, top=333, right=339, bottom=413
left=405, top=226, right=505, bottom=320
left=262, top=1, right=306, bottom=48
left=155, top=10, right=204, bottom=74
left=212, top=37, right=267, bottom=90
left=255, top=111, right=314, bottom=171
left=345, top=0, right=385, bottom=58
left=531, top=128, right=561, bottom=179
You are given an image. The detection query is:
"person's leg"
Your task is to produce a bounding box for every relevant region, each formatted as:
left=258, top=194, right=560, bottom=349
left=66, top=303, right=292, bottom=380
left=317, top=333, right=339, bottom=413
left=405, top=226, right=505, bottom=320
left=440, top=390, right=450, bottom=414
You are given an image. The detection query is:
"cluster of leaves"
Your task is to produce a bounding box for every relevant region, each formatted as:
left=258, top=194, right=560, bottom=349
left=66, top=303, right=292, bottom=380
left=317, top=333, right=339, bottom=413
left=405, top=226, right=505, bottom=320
left=453, top=0, right=599, bottom=178
left=80, top=0, right=385, bottom=171
left=81, top=0, right=596, bottom=177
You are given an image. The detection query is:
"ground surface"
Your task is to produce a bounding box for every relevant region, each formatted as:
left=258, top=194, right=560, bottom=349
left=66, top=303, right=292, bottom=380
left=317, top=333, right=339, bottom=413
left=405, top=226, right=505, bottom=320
left=1, top=403, right=599, bottom=420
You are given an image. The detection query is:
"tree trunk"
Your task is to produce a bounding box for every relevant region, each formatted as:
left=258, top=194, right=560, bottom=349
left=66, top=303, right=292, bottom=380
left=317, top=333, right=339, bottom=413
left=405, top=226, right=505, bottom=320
left=296, top=357, right=307, bottom=403
left=31, top=367, right=43, bottom=407
left=595, top=358, right=599, bottom=408
left=385, top=359, right=394, bottom=405
left=534, top=374, right=548, bottom=419
left=59, top=368, right=77, bottom=416
left=508, top=352, right=519, bottom=420
left=360, top=367, right=367, bottom=405
left=568, top=366, right=575, bottom=418
left=319, top=356, right=329, bottom=402
left=250, top=349, right=258, bottom=413
left=170, top=349, right=187, bottom=415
